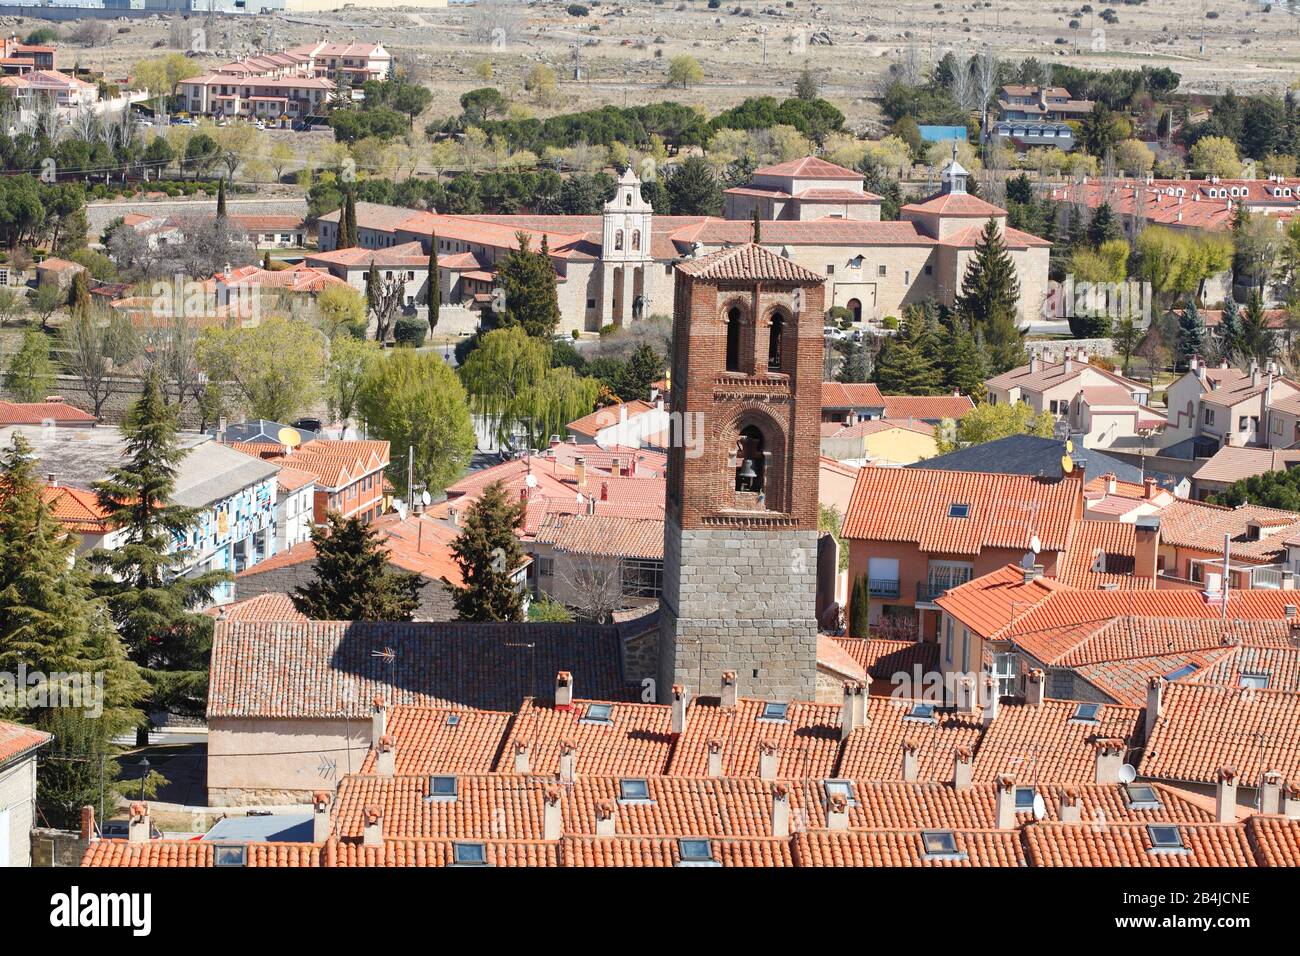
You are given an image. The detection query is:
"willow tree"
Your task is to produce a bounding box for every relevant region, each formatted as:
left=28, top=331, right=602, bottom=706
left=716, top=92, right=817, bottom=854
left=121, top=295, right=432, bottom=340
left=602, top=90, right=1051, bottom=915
left=516, top=366, right=601, bottom=448
left=457, top=325, right=550, bottom=446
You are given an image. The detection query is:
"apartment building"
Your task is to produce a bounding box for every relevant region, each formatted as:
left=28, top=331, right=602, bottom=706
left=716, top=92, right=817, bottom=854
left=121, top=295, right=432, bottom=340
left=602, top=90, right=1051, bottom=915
left=1161, top=357, right=1300, bottom=457
left=997, top=85, right=1095, bottom=123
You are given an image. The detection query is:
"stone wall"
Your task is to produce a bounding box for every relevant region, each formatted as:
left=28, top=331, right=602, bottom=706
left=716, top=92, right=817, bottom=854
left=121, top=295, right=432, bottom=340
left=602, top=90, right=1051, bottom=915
left=0, top=374, right=242, bottom=429
left=0, top=755, right=38, bottom=866
left=658, top=522, right=819, bottom=702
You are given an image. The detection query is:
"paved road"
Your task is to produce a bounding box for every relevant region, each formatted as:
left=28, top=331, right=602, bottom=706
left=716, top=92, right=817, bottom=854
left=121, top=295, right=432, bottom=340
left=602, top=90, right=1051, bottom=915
left=86, top=197, right=310, bottom=238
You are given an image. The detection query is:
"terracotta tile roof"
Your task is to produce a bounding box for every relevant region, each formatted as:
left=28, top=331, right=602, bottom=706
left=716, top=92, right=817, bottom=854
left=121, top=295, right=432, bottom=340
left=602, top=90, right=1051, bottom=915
left=837, top=697, right=984, bottom=781
left=1056, top=520, right=1140, bottom=589
left=81, top=840, right=320, bottom=867
left=674, top=242, right=826, bottom=283
left=694, top=218, right=935, bottom=247
left=1072, top=648, right=1236, bottom=707
left=534, top=512, right=664, bottom=560
left=1158, top=499, right=1300, bottom=563
left=231, top=438, right=389, bottom=491
left=1244, top=815, right=1300, bottom=867
left=504, top=698, right=675, bottom=777
left=358, top=705, right=511, bottom=775
left=831, top=638, right=939, bottom=682
left=560, top=834, right=793, bottom=866
left=667, top=697, right=843, bottom=779
left=0, top=720, right=52, bottom=766
left=752, top=156, right=863, bottom=179
left=902, top=192, right=1007, bottom=217
left=1193, top=645, right=1300, bottom=695
left=793, top=828, right=1026, bottom=866
left=880, top=394, right=976, bottom=421
left=935, top=565, right=1073, bottom=640
left=821, top=382, right=885, bottom=408
left=1050, top=618, right=1293, bottom=668
left=986, top=356, right=1144, bottom=394
left=566, top=399, right=659, bottom=437
left=970, top=698, right=1143, bottom=783
left=1022, top=821, right=1258, bottom=867
left=274, top=464, right=316, bottom=492
left=0, top=399, right=96, bottom=425
left=1141, top=683, right=1300, bottom=786
left=326, top=836, right=558, bottom=867
left=940, top=223, right=1051, bottom=249
left=333, top=774, right=548, bottom=840
left=842, top=468, right=1081, bottom=556
left=209, top=592, right=306, bottom=623
left=1194, top=446, right=1300, bottom=486
left=42, top=485, right=117, bottom=534
left=207, top=619, right=634, bottom=719
left=817, top=635, right=868, bottom=683
left=824, top=418, right=935, bottom=440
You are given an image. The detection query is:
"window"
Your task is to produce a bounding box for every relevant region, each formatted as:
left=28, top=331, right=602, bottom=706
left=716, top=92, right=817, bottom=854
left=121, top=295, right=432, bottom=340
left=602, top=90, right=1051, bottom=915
left=582, top=702, right=613, bottom=724
left=877, top=265, right=887, bottom=277
left=621, top=559, right=663, bottom=598
left=992, top=652, right=1018, bottom=698
left=452, top=842, right=488, bottom=866
left=429, top=775, right=458, bottom=802
left=767, top=312, right=784, bottom=371
left=1239, top=416, right=1250, bottom=431
left=632, top=230, right=641, bottom=251
left=538, top=557, right=554, bottom=578
left=614, top=229, right=624, bottom=251
left=213, top=845, right=247, bottom=867
left=944, top=618, right=953, bottom=664
left=586, top=298, right=596, bottom=309
left=446, top=713, right=461, bottom=727
left=1071, top=702, right=1100, bottom=724
left=734, top=425, right=765, bottom=494
left=924, top=264, right=933, bottom=276
left=920, top=830, right=966, bottom=861
left=1014, top=787, right=1037, bottom=811
left=947, top=503, right=970, bottom=518
left=676, top=839, right=719, bottom=866
left=1147, top=825, right=1185, bottom=851
left=823, top=779, right=857, bottom=806
left=961, top=630, right=970, bottom=672
left=618, top=778, right=652, bottom=803
left=904, top=703, right=936, bottom=723
left=1240, top=671, right=1270, bottom=689
left=1162, top=663, right=1200, bottom=682
left=1124, top=784, right=1163, bottom=811
left=725, top=307, right=743, bottom=372
left=826, top=264, right=835, bottom=275
left=760, top=701, right=790, bottom=722
left=1204, top=408, right=1216, bottom=426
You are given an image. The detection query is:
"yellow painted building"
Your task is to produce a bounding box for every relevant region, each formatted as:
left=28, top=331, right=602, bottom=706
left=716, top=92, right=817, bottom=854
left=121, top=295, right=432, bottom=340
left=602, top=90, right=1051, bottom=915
left=820, top=419, right=938, bottom=466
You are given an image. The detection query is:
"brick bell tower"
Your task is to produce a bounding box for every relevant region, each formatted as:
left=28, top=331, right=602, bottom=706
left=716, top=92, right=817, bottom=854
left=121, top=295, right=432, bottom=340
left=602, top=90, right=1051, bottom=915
left=657, top=243, right=825, bottom=702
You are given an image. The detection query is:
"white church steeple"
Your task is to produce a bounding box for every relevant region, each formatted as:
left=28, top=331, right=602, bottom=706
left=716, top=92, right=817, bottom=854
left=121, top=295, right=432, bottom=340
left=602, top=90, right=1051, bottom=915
left=602, top=166, right=653, bottom=263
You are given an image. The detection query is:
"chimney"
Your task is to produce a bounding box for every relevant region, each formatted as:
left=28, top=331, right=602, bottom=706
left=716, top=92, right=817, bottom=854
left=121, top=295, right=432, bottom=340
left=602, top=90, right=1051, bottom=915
left=953, top=745, right=973, bottom=790
left=902, top=739, right=920, bottom=783
left=512, top=738, right=531, bottom=774
left=371, top=696, right=387, bottom=744
left=574, top=457, right=586, bottom=488
left=706, top=739, right=724, bottom=777
left=1063, top=354, right=1073, bottom=375
left=1059, top=787, right=1082, bottom=824
left=1029, top=354, right=1039, bottom=374
left=954, top=674, right=976, bottom=712
left=670, top=684, right=688, bottom=736
left=543, top=785, right=562, bottom=840
left=555, top=671, right=573, bottom=710
left=1103, top=472, right=1117, bottom=495
left=758, top=739, right=779, bottom=781
left=1022, top=564, right=1043, bottom=584
left=376, top=735, right=395, bottom=775
left=127, top=803, right=150, bottom=844
left=80, top=805, right=96, bottom=843
left=1285, top=782, right=1300, bottom=820
left=1094, top=738, right=1125, bottom=785
left=362, top=806, right=383, bottom=846
left=981, top=674, right=999, bottom=725
left=47, top=473, right=57, bottom=488
left=312, top=791, right=331, bottom=843
left=559, top=740, right=577, bottom=785
left=611, top=456, right=622, bottom=477
left=1144, top=678, right=1164, bottom=742
left=595, top=799, right=617, bottom=836
left=1026, top=668, right=1045, bottom=707
left=994, top=775, right=1017, bottom=829
left=1286, top=605, right=1298, bottom=621
left=1261, top=770, right=1283, bottom=815
left=1283, top=572, right=1296, bottom=592
left=1134, top=517, right=1161, bottom=582
left=600, top=481, right=609, bottom=501
left=826, top=793, right=850, bottom=831
left=1216, top=767, right=1238, bottom=823
left=217, top=415, right=227, bottom=442
left=720, top=671, right=738, bottom=709
left=772, top=783, right=791, bottom=838
left=1143, top=478, right=1159, bottom=501
left=840, top=680, right=864, bottom=739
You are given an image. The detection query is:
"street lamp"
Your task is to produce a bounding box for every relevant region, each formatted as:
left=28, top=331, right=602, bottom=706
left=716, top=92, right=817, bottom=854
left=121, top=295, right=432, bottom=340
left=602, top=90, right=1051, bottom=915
left=138, top=756, right=151, bottom=802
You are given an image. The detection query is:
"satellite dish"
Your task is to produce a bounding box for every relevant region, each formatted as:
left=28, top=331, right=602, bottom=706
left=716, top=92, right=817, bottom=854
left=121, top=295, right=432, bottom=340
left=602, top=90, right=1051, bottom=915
left=1060, top=454, right=1074, bottom=474
left=1064, top=439, right=1074, bottom=454
left=524, top=473, right=538, bottom=489
left=1030, top=534, right=1042, bottom=555
left=1031, top=794, right=1047, bottom=821
left=277, top=426, right=302, bottom=449
left=421, top=490, right=431, bottom=506
left=1020, top=552, right=1036, bottom=569
left=1118, top=764, right=1138, bottom=785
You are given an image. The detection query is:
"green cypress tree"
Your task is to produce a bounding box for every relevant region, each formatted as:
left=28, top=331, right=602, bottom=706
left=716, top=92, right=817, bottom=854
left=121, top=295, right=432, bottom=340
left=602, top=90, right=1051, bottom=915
left=943, top=328, right=989, bottom=401
left=365, top=259, right=379, bottom=314
left=90, top=373, right=229, bottom=743
left=216, top=177, right=227, bottom=218
left=451, top=480, right=526, bottom=622
left=834, top=337, right=872, bottom=383
left=848, top=573, right=871, bottom=639
left=427, top=232, right=440, bottom=330
left=291, top=513, right=424, bottom=621
left=67, top=269, right=91, bottom=317
left=873, top=335, right=942, bottom=394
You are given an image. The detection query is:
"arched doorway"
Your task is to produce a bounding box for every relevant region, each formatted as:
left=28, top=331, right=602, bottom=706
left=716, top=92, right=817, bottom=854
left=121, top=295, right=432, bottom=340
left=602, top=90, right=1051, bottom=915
left=846, top=298, right=862, bottom=323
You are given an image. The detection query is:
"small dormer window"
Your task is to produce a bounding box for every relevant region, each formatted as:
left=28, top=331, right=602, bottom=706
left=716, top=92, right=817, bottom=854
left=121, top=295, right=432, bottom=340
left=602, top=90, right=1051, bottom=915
left=677, top=839, right=719, bottom=866
left=1014, top=787, right=1037, bottom=811
left=452, top=842, right=488, bottom=866
left=948, top=503, right=971, bottom=518
left=1124, top=784, right=1162, bottom=811
left=824, top=779, right=857, bottom=806
left=213, top=845, right=247, bottom=867
left=619, top=778, right=652, bottom=803
left=1162, top=663, right=1199, bottom=682
left=759, top=701, right=789, bottom=722
left=582, top=702, right=613, bottom=724
left=1240, top=671, right=1270, bottom=690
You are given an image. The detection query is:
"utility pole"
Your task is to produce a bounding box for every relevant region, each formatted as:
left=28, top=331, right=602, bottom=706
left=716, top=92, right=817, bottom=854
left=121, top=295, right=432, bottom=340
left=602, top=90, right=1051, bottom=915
left=407, top=444, right=414, bottom=502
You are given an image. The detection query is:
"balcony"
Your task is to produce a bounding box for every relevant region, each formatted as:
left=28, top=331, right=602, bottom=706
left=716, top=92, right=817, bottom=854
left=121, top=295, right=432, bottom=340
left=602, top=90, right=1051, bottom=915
left=868, top=578, right=900, bottom=599
left=915, top=568, right=974, bottom=607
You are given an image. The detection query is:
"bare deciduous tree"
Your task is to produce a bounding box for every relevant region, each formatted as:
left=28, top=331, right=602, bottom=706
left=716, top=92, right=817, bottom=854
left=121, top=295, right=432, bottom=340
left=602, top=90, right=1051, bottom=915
left=558, top=557, right=625, bottom=624
left=370, top=273, right=407, bottom=344
left=58, top=307, right=140, bottom=418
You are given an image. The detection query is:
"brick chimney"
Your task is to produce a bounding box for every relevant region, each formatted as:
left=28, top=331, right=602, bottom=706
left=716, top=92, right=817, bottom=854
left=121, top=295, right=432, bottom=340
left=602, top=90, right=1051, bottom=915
left=610, top=456, right=622, bottom=477
left=1134, top=516, right=1160, bottom=582
left=994, top=775, right=1017, bottom=829
left=720, top=670, right=738, bottom=709
left=772, top=783, right=791, bottom=838
left=559, top=740, right=577, bottom=785
left=1216, top=767, right=1238, bottom=823
left=758, top=739, right=779, bottom=780
left=1059, top=787, right=1082, bottom=823
left=1102, top=472, right=1117, bottom=495
left=670, top=684, right=688, bottom=736
left=128, top=802, right=150, bottom=844
left=543, top=785, right=563, bottom=840
left=981, top=674, right=999, bottom=726
left=1260, top=770, right=1283, bottom=815
left=312, top=791, right=331, bottom=843
left=953, top=745, right=973, bottom=790
left=574, top=457, right=587, bottom=488
left=706, top=738, right=725, bottom=777
left=840, top=680, right=864, bottom=739
left=1143, top=478, right=1160, bottom=501
left=371, top=696, right=387, bottom=744
left=80, top=805, right=97, bottom=843
left=555, top=671, right=573, bottom=710
left=595, top=799, right=617, bottom=836
left=512, top=738, right=531, bottom=774
left=1144, top=677, right=1164, bottom=742
left=1026, top=668, right=1045, bottom=706
left=826, top=793, right=849, bottom=831
left=902, top=739, right=920, bottom=783
left=1094, top=737, right=1125, bottom=784
left=376, top=735, right=395, bottom=775
left=362, top=806, right=383, bottom=846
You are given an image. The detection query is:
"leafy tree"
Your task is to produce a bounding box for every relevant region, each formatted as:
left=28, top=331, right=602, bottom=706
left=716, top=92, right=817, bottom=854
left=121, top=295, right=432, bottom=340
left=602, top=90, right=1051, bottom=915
left=356, top=349, right=476, bottom=496
left=818, top=503, right=848, bottom=573
left=1112, top=316, right=1142, bottom=377
left=530, top=594, right=574, bottom=622
left=514, top=366, right=601, bottom=447
left=4, top=327, right=55, bottom=402
left=316, top=283, right=367, bottom=339
left=942, top=328, right=989, bottom=402
left=955, top=218, right=1023, bottom=372
left=1086, top=202, right=1123, bottom=247
left=459, top=325, right=551, bottom=445
left=667, top=55, right=703, bottom=89
left=58, top=307, right=138, bottom=418
left=1190, top=134, right=1243, bottom=177
left=937, top=400, right=1055, bottom=453
left=1240, top=288, right=1277, bottom=367
left=90, top=374, right=229, bottom=740
left=197, top=317, right=327, bottom=422
left=873, top=334, right=941, bottom=395
left=834, top=336, right=872, bottom=383
left=291, top=513, right=424, bottom=621
left=450, top=480, right=526, bottom=622
left=325, top=334, right=381, bottom=438
left=426, top=234, right=440, bottom=329
left=492, top=233, right=561, bottom=338
left=1210, top=467, right=1300, bottom=510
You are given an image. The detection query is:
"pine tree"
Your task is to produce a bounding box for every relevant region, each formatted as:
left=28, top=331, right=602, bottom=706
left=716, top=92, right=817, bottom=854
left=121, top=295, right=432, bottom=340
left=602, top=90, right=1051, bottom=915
left=1241, top=288, right=1277, bottom=367
left=216, top=177, right=227, bottom=218
left=873, top=335, right=941, bottom=394
left=834, top=337, right=872, bottom=383
left=1175, top=301, right=1208, bottom=370
left=943, top=328, right=989, bottom=401
left=291, top=513, right=424, bottom=621
left=4, top=326, right=55, bottom=403
left=494, top=232, right=561, bottom=338
left=848, top=573, right=870, bottom=639
left=427, top=232, right=440, bottom=330
left=451, top=480, right=526, bottom=622
left=665, top=155, right=723, bottom=216
left=618, top=342, right=665, bottom=400
left=956, top=218, right=1024, bottom=374
left=262, top=250, right=272, bottom=270
left=1217, top=294, right=1243, bottom=364
left=90, top=373, right=228, bottom=742
left=1086, top=202, right=1122, bottom=247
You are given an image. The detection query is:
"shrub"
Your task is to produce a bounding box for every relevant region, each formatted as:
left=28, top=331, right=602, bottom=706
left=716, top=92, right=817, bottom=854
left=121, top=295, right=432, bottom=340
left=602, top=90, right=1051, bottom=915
left=393, top=316, right=429, bottom=347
